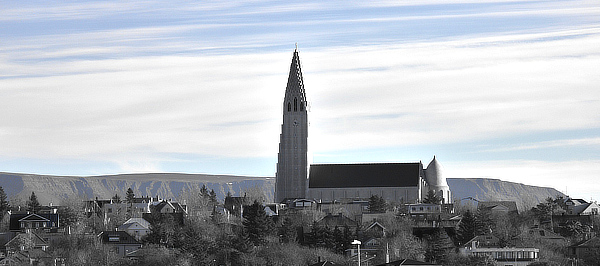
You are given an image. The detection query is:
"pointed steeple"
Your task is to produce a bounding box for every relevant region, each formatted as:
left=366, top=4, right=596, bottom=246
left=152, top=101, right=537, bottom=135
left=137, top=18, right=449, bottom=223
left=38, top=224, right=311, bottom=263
left=276, top=49, right=309, bottom=202
left=284, top=49, right=306, bottom=111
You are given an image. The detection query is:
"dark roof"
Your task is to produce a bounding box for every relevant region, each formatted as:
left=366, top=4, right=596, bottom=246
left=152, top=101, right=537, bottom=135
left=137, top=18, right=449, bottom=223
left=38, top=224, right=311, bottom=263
left=316, top=214, right=358, bottom=228
left=98, top=231, right=141, bottom=245
left=309, top=163, right=422, bottom=188
left=9, top=213, right=59, bottom=231
left=478, top=201, right=518, bottom=213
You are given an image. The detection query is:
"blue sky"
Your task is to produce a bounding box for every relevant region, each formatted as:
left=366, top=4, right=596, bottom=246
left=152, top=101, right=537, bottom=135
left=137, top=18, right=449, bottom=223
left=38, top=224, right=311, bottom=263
left=1, top=0, right=599, bottom=200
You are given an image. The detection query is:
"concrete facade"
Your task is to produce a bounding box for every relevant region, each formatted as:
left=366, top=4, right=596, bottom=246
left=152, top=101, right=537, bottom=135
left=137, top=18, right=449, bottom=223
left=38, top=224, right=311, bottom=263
left=275, top=49, right=308, bottom=202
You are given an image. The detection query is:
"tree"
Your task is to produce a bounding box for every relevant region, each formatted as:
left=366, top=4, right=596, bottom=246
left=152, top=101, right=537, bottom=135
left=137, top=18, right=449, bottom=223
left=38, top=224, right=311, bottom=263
left=423, top=190, right=442, bottom=204
left=26, top=191, right=41, bottom=213
left=424, top=227, right=453, bottom=264
left=279, top=216, right=299, bottom=244
left=475, top=208, right=494, bottom=235
left=209, top=189, right=218, bottom=205
left=368, top=195, right=387, bottom=213
left=242, top=200, right=274, bottom=246
left=111, top=194, right=122, bottom=203
left=0, top=186, right=9, bottom=221
left=456, top=209, right=477, bottom=246
left=126, top=188, right=135, bottom=204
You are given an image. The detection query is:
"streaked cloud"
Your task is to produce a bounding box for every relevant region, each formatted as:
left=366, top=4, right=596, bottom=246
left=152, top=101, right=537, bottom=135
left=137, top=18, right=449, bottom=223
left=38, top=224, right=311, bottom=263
left=0, top=0, right=598, bottom=199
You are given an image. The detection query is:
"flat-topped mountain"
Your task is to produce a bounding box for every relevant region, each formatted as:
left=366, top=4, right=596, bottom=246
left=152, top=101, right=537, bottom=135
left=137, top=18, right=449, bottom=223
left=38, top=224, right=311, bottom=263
left=0, top=172, right=563, bottom=211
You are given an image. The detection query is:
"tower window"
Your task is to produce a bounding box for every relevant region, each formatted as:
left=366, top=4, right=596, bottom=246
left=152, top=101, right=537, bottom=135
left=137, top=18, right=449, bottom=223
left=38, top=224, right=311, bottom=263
left=300, top=102, right=304, bottom=111
left=287, top=102, right=291, bottom=112
left=294, top=98, right=298, bottom=111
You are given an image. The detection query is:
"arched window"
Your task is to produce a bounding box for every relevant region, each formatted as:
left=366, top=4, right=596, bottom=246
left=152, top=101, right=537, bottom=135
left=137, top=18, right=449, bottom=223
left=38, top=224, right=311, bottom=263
left=287, top=102, right=291, bottom=112
left=300, top=101, right=304, bottom=111
left=294, top=98, right=298, bottom=111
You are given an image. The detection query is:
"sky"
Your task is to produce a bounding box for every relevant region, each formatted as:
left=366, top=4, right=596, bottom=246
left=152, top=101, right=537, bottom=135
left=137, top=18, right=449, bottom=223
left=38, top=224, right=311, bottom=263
left=1, top=0, right=599, bottom=200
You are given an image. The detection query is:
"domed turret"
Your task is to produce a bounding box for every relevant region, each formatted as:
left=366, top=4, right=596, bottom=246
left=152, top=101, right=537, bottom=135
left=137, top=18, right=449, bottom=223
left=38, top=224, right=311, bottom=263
left=425, top=155, right=447, bottom=187
left=424, top=156, right=451, bottom=204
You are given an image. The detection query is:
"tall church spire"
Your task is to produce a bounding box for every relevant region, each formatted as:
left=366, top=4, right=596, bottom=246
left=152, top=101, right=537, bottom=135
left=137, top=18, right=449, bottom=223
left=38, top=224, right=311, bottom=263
left=275, top=49, right=308, bottom=203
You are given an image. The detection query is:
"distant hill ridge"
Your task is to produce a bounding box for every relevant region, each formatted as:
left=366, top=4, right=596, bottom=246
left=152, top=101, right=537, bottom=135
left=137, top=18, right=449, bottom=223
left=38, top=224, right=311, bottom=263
left=0, top=172, right=562, bottom=211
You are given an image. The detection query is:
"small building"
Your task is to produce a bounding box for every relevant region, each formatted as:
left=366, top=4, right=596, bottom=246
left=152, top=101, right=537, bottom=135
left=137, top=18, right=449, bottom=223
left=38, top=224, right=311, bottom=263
left=98, top=231, right=142, bottom=257
left=5, top=232, right=49, bottom=253
left=564, top=198, right=599, bottom=215
left=118, top=218, right=151, bottom=241
left=461, top=235, right=539, bottom=266
left=9, top=212, right=60, bottom=232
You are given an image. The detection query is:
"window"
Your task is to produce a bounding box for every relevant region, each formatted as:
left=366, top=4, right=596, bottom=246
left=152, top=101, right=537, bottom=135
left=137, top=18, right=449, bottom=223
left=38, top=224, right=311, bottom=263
left=294, top=98, right=298, bottom=111
left=287, top=102, right=291, bottom=112
left=108, top=236, right=120, bottom=242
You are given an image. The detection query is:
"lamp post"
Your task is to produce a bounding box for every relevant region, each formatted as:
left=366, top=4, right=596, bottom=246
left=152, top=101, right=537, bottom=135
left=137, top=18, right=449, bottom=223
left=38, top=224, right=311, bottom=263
left=352, top=240, right=361, bottom=266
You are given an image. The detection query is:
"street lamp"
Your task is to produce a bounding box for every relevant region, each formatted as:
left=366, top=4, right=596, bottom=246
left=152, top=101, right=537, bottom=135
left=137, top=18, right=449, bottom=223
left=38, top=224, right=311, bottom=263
left=352, top=240, right=361, bottom=266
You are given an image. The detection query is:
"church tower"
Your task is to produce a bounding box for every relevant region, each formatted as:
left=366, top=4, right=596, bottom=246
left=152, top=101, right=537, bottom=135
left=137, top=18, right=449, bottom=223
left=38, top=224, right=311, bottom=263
left=275, top=48, right=308, bottom=203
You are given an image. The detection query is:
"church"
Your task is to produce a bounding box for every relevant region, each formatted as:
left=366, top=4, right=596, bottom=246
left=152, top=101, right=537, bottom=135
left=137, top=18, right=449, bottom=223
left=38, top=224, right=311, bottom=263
left=275, top=49, right=451, bottom=205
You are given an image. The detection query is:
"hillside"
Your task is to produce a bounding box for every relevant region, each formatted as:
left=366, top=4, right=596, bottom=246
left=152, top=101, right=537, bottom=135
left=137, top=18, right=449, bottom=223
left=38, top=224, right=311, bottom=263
left=447, top=178, right=565, bottom=211
left=0, top=172, right=563, bottom=211
left=0, top=172, right=275, bottom=206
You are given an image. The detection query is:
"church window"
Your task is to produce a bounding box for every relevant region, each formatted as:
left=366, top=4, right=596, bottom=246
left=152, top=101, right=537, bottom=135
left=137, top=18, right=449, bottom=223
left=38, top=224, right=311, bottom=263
left=300, top=102, right=304, bottom=111
left=288, top=102, right=291, bottom=112
left=294, top=98, right=298, bottom=111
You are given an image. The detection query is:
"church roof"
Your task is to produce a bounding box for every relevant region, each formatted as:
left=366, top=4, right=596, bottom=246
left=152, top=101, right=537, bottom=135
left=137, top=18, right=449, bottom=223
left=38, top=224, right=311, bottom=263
left=308, top=163, right=422, bottom=188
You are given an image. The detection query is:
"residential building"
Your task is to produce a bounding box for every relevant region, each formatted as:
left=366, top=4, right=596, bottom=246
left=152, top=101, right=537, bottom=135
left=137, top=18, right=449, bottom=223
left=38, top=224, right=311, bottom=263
left=118, top=218, right=151, bottom=241
left=98, top=231, right=142, bottom=257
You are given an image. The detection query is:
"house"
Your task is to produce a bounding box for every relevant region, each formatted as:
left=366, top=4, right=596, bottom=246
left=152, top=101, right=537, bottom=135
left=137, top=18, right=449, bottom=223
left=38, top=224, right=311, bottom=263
left=0, top=249, right=54, bottom=266
left=516, top=227, right=566, bottom=244
left=461, top=235, right=539, bottom=266
left=568, top=236, right=600, bottom=262
left=564, top=199, right=599, bottom=215
left=477, top=201, right=519, bottom=215
left=152, top=200, right=187, bottom=214
left=375, top=259, right=441, bottom=265
left=98, top=231, right=142, bottom=257
left=316, top=214, right=358, bottom=231
left=224, top=196, right=251, bottom=217
left=9, top=212, right=60, bottom=232
left=363, top=221, right=386, bottom=238
left=5, top=232, right=49, bottom=253
left=118, top=218, right=151, bottom=241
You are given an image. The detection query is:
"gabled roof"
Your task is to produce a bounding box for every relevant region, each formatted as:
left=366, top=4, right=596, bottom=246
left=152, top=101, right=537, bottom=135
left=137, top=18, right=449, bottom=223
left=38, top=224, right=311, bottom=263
left=18, top=213, right=50, bottom=222
left=316, top=214, right=358, bottom=228
left=308, top=163, right=423, bottom=188
left=365, top=221, right=386, bottom=232
left=153, top=200, right=186, bottom=213
left=5, top=232, right=48, bottom=248
left=478, top=201, right=518, bottom=213
left=121, top=218, right=150, bottom=229
left=9, top=212, right=59, bottom=231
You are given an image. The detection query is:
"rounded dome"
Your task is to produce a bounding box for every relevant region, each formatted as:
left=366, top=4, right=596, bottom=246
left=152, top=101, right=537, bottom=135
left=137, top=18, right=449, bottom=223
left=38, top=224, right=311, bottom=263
left=425, top=156, right=448, bottom=187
